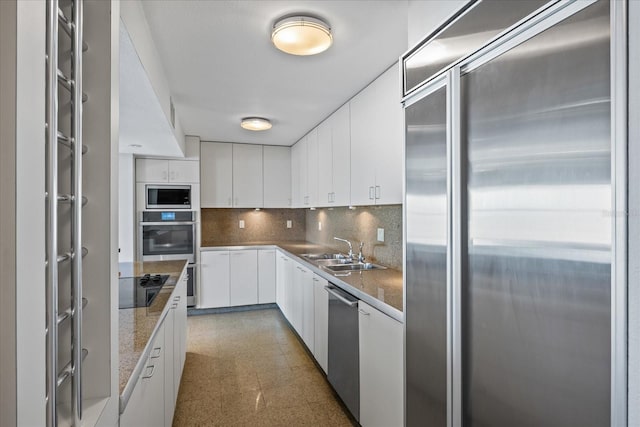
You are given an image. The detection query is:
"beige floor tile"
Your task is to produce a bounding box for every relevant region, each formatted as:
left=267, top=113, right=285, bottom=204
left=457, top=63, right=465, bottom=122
left=173, top=308, right=354, bottom=427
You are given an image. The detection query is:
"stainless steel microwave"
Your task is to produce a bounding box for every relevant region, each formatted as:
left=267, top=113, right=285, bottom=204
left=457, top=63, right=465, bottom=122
left=146, top=185, right=192, bottom=209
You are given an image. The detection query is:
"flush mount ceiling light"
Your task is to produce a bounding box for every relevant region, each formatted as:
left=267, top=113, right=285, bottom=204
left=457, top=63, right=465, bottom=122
left=241, top=117, right=272, bottom=131
left=271, top=15, right=333, bottom=56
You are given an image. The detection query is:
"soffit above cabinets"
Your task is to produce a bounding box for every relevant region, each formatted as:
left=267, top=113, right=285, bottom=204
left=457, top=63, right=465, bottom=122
left=119, top=23, right=184, bottom=157
left=139, top=1, right=409, bottom=146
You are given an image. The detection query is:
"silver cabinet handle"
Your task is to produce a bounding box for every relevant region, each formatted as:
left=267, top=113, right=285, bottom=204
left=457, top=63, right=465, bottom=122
left=172, top=303, right=178, bottom=308
left=312, top=278, right=319, bottom=282
left=151, top=347, right=161, bottom=358
left=174, top=296, right=181, bottom=301
left=369, top=186, right=374, bottom=200
left=375, top=185, right=381, bottom=199
left=324, top=286, right=358, bottom=307
left=142, top=365, right=155, bottom=379
left=358, top=308, right=370, bottom=316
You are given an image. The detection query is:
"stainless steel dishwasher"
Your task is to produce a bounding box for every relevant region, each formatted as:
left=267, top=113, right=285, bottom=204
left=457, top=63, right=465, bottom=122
left=326, top=284, right=360, bottom=421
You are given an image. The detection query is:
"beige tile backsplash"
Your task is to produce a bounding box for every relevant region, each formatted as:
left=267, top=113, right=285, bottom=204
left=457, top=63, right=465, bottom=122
left=305, top=205, right=403, bottom=270
left=200, top=205, right=403, bottom=270
left=200, top=208, right=306, bottom=246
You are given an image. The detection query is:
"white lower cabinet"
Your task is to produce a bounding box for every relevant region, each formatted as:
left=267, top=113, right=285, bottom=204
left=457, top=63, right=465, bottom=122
left=276, top=251, right=290, bottom=317
left=358, top=300, right=404, bottom=427
left=312, top=274, right=328, bottom=373
left=229, top=250, right=258, bottom=306
left=291, top=263, right=304, bottom=333
left=301, top=265, right=315, bottom=353
left=200, top=251, right=230, bottom=308
left=163, top=306, right=176, bottom=425
left=121, top=268, right=188, bottom=427
left=258, top=250, right=276, bottom=303
left=121, top=325, right=165, bottom=427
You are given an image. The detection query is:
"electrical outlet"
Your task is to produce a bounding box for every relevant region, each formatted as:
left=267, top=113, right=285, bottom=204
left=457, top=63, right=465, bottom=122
left=239, top=220, right=245, bottom=229
left=286, top=220, right=292, bottom=229
left=318, top=221, right=322, bottom=231
left=377, top=228, right=385, bottom=242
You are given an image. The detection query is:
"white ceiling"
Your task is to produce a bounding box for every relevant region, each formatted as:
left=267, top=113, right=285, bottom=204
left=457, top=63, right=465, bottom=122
left=140, top=1, right=409, bottom=146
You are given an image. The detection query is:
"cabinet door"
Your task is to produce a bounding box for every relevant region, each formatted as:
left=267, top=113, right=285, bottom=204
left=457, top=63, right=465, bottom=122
left=290, top=264, right=305, bottom=332
left=372, top=66, right=403, bottom=205
left=332, top=103, right=351, bottom=206
left=276, top=253, right=287, bottom=313
left=258, top=250, right=276, bottom=303
left=313, top=274, right=329, bottom=373
left=317, top=119, right=333, bottom=207
left=359, top=300, right=403, bottom=427
left=175, top=272, right=187, bottom=380
left=350, top=82, right=377, bottom=205
left=301, top=266, right=315, bottom=353
left=263, top=146, right=291, bottom=208
left=164, top=306, right=176, bottom=425
left=200, top=142, right=233, bottom=207
left=233, top=144, right=263, bottom=207
left=307, top=128, right=319, bottom=207
left=169, top=160, right=199, bottom=183
left=292, top=136, right=309, bottom=207
left=136, top=158, right=168, bottom=183
left=229, top=250, right=258, bottom=306
left=199, top=251, right=230, bottom=308
left=121, top=323, right=166, bottom=427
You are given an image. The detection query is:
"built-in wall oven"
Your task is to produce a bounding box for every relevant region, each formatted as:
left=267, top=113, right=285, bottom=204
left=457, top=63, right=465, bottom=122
left=138, top=210, right=197, bottom=306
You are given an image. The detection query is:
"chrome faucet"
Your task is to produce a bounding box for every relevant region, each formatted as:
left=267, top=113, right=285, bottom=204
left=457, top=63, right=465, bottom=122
left=357, top=242, right=365, bottom=263
left=334, top=237, right=354, bottom=260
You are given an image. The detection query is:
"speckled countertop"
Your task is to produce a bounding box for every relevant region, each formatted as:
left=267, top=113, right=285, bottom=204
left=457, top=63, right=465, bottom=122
left=201, top=241, right=403, bottom=322
left=118, top=260, right=188, bottom=410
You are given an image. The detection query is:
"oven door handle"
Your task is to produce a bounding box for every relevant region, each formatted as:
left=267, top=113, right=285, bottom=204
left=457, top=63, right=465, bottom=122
left=139, top=222, right=196, bottom=226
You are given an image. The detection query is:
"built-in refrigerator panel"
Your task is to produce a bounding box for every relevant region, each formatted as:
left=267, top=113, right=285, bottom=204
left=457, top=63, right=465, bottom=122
left=405, top=86, right=448, bottom=427
left=461, top=1, right=611, bottom=425
left=404, top=1, right=621, bottom=426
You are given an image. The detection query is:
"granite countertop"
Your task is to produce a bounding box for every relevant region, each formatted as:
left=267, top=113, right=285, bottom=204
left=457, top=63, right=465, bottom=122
left=118, top=260, right=188, bottom=410
left=201, top=241, right=403, bottom=322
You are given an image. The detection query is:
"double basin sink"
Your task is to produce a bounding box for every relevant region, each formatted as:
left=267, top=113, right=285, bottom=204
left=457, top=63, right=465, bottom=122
left=301, top=253, right=387, bottom=272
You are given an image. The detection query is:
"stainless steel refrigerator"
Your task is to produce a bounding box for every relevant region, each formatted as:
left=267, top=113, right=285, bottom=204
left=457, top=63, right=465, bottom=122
left=403, top=0, right=627, bottom=425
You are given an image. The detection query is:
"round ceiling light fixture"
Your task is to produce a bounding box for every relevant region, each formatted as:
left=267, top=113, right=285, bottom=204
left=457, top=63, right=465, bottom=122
left=271, top=15, right=333, bottom=56
left=241, top=117, right=272, bottom=131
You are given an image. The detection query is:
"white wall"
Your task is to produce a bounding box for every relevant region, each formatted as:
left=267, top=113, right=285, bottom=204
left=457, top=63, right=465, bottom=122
left=407, top=0, right=469, bottom=48
left=120, top=0, right=186, bottom=155
left=119, top=154, right=136, bottom=262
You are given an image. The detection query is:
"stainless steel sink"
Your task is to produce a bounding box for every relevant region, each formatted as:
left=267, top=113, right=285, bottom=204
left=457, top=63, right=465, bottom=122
left=302, top=253, right=349, bottom=260
left=324, top=262, right=387, bottom=272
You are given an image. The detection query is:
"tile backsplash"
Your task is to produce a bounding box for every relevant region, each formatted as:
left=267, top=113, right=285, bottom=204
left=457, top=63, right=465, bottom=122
left=200, top=205, right=403, bottom=270
left=306, top=205, right=403, bottom=270
left=200, top=208, right=306, bottom=246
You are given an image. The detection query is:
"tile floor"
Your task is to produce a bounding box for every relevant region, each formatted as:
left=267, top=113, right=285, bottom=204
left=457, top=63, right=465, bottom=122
left=173, top=308, right=357, bottom=427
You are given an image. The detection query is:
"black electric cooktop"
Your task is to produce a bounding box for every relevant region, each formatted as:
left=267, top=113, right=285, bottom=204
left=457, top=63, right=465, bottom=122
left=119, top=274, right=169, bottom=309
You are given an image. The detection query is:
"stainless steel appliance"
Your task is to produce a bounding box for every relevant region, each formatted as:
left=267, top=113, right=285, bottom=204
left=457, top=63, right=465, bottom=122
left=146, top=184, right=192, bottom=209
left=138, top=211, right=197, bottom=306
left=326, top=285, right=360, bottom=422
left=403, top=0, right=627, bottom=426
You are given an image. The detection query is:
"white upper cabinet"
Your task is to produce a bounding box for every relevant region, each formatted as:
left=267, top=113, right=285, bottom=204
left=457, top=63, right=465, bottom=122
left=350, top=65, right=403, bottom=205
left=291, top=136, right=308, bottom=207
left=200, top=142, right=233, bottom=207
left=136, top=158, right=199, bottom=183
left=232, top=144, right=263, bottom=208
left=263, top=146, right=291, bottom=208
left=317, top=103, right=351, bottom=207
left=331, top=103, right=352, bottom=206
left=317, top=119, right=333, bottom=207
left=307, top=128, right=319, bottom=207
